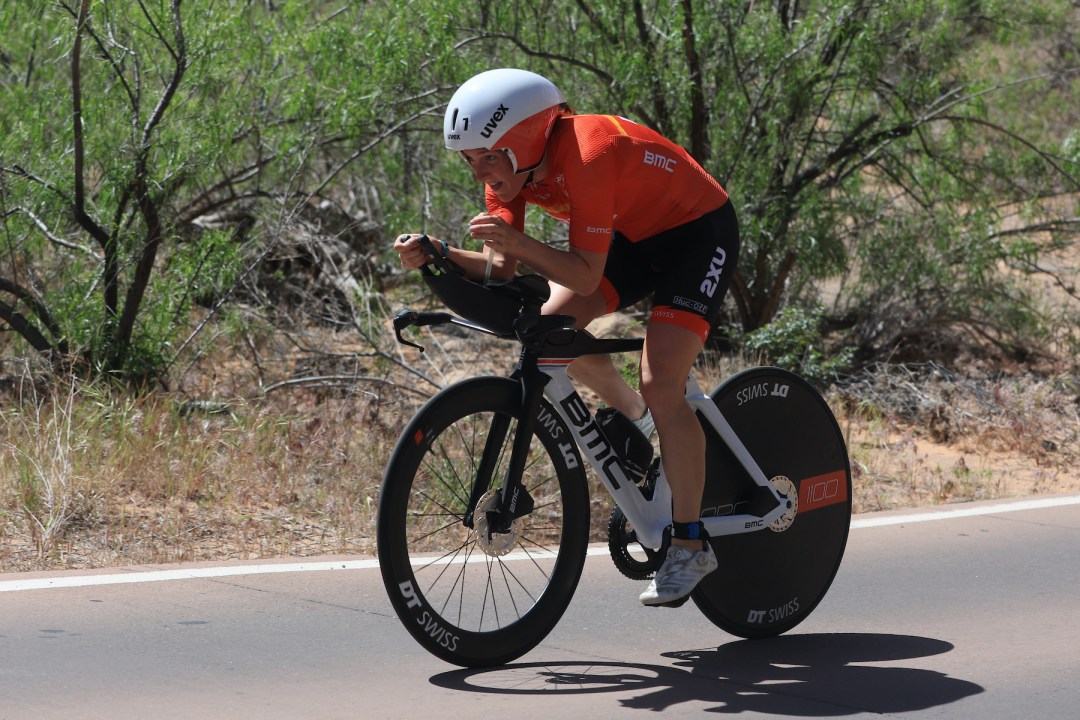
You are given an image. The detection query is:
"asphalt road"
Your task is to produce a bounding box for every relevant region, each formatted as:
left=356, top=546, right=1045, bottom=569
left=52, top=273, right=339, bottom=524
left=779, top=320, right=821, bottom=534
left=2, top=495, right=1078, bottom=719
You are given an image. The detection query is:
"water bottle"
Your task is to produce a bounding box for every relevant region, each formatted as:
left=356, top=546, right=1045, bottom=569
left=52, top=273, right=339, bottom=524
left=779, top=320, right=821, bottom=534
left=597, top=407, right=654, bottom=483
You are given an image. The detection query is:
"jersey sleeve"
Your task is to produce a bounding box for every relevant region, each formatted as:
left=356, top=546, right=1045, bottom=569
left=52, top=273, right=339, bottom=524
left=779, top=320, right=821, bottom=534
left=484, top=187, right=526, bottom=232
left=565, top=142, right=618, bottom=254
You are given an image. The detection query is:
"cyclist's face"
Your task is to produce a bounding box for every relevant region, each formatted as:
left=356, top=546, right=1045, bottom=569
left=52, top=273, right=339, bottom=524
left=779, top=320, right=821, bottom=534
left=460, top=149, right=526, bottom=201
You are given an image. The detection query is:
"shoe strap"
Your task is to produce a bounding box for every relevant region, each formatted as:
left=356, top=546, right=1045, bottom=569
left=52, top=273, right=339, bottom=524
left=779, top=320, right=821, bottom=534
left=671, top=521, right=708, bottom=552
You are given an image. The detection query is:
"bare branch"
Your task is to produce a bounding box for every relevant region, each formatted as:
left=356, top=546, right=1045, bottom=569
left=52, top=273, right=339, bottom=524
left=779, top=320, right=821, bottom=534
left=678, top=0, right=708, bottom=160
left=3, top=165, right=68, bottom=202
left=139, top=0, right=187, bottom=149
left=71, top=1, right=88, bottom=221
left=114, top=0, right=188, bottom=357
left=990, top=217, right=1080, bottom=302
left=572, top=0, right=619, bottom=45
left=177, top=158, right=276, bottom=225
left=629, top=0, right=668, bottom=133
left=311, top=103, right=444, bottom=198
left=937, top=114, right=1080, bottom=189
left=69, top=0, right=112, bottom=250
left=136, top=0, right=178, bottom=61
left=451, top=33, right=615, bottom=86
left=0, top=277, right=68, bottom=354
left=164, top=234, right=280, bottom=374
left=0, top=299, right=55, bottom=357
left=259, top=374, right=431, bottom=399
left=71, top=2, right=139, bottom=112
left=11, top=207, right=103, bottom=260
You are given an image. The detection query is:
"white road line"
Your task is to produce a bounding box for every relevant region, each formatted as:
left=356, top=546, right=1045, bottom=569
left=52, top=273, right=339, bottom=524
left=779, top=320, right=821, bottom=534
left=850, top=494, right=1080, bottom=529
left=0, top=559, right=379, bottom=593
left=3, top=495, right=1078, bottom=593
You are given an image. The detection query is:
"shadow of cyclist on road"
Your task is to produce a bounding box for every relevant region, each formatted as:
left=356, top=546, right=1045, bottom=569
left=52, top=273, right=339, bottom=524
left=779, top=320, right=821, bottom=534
left=430, top=633, right=983, bottom=716
left=625, top=633, right=983, bottom=714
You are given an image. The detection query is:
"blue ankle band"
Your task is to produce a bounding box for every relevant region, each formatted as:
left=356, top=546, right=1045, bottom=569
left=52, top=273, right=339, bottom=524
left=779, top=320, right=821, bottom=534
left=671, top=521, right=704, bottom=540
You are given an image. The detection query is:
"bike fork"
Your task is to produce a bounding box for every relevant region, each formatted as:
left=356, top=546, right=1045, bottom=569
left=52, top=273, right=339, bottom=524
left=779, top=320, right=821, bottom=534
left=462, top=411, right=512, bottom=529
left=464, top=364, right=546, bottom=533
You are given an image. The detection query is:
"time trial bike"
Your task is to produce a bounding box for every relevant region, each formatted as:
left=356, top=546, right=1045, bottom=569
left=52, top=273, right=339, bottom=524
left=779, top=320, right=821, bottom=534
left=376, top=236, right=851, bottom=667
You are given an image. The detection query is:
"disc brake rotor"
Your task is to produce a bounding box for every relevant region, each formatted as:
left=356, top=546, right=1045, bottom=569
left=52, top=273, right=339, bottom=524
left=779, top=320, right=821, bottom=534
left=768, top=475, right=798, bottom=532
left=473, top=488, right=523, bottom=556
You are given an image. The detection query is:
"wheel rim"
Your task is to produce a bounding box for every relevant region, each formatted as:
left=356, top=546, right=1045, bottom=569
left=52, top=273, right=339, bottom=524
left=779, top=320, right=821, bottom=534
left=379, top=377, right=589, bottom=667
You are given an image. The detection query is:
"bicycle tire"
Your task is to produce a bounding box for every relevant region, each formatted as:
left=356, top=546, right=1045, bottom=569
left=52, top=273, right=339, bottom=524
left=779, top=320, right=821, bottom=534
left=690, top=367, right=852, bottom=638
left=377, top=377, right=590, bottom=667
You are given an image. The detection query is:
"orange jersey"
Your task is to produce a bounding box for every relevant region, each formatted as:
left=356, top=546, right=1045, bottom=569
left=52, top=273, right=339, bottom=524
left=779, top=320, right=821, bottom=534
left=486, top=114, right=728, bottom=253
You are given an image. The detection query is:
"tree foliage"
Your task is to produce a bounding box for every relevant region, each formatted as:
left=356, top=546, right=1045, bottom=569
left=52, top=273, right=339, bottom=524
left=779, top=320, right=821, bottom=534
left=404, top=0, right=1079, bottom=357
left=0, top=0, right=1076, bottom=384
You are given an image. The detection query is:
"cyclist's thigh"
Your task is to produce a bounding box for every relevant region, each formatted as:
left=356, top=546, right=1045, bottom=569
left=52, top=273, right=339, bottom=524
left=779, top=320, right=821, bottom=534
left=542, top=281, right=609, bottom=328
left=599, top=233, right=656, bottom=310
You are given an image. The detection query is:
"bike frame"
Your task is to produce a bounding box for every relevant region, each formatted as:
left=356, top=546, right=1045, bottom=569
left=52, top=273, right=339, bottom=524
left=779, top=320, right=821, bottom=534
left=530, top=357, right=790, bottom=550
left=393, top=307, right=792, bottom=552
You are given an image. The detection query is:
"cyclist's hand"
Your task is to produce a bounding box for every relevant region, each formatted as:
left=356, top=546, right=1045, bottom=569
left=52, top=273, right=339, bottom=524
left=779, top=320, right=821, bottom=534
left=394, top=233, right=435, bottom=270
left=468, top=213, right=522, bottom=255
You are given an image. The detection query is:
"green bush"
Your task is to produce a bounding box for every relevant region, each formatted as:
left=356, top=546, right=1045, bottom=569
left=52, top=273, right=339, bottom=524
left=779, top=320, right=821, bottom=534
left=743, top=305, right=853, bottom=385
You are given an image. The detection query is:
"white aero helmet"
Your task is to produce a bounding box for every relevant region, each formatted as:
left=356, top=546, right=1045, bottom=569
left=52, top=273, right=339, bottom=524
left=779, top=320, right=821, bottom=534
left=444, top=68, right=566, bottom=175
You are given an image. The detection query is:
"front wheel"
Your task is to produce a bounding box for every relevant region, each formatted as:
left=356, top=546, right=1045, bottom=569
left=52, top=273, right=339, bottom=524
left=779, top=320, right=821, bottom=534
left=376, top=377, right=589, bottom=667
left=691, top=367, right=852, bottom=638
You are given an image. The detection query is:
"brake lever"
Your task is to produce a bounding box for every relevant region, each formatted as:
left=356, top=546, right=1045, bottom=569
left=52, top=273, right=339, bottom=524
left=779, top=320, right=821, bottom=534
left=393, top=311, right=425, bottom=352
left=393, top=309, right=454, bottom=352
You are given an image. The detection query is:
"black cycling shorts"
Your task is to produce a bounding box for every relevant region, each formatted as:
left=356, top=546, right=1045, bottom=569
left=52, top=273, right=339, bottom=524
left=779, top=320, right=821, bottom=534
left=599, top=201, right=740, bottom=342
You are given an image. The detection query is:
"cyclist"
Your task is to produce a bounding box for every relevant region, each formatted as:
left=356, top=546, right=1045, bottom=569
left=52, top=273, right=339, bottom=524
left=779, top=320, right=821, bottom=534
left=394, top=68, right=739, bottom=607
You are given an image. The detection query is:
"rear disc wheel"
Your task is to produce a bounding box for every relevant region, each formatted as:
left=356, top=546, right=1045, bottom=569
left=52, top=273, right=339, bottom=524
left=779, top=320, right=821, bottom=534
left=691, top=367, right=852, bottom=638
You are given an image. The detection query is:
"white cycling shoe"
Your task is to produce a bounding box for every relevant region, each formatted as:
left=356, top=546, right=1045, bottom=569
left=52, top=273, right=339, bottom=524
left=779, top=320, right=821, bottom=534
left=632, top=408, right=655, bottom=438
left=639, top=543, right=718, bottom=606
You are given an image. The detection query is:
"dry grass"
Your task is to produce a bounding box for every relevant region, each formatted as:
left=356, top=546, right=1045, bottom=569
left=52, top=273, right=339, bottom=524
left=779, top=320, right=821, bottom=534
left=2, top=330, right=1077, bottom=573
left=0, top=376, right=401, bottom=571
left=835, top=362, right=1080, bottom=511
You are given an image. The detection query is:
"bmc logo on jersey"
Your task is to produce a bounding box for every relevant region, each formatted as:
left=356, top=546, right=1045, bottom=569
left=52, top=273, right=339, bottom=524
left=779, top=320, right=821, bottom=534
left=644, top=150, right=677, bottom=173
left=700, top=246, right=728, bottom=297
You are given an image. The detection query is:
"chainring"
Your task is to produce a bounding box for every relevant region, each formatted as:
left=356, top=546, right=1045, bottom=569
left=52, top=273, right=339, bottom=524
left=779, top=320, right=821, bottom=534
left=607, top=505, right=663, bottom=580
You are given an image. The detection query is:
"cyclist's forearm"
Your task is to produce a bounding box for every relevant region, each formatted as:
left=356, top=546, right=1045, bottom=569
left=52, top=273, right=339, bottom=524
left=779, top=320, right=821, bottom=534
left=445, top=244, right=517, bottom=281
left=467, top=213, right=602, bottom=292
left=511, top=236, right=603, bottom=296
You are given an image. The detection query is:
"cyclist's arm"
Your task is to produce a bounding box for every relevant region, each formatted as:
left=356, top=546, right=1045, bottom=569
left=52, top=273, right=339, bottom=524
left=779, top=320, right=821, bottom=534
left=467, top=213, right=605, bottom=295
left=519, top=241, right=606, bottom=297
left=444, top=242, right=518, bottom=280
left=474, top=166, right=611, bottom=295
left=393, top=232, right=517, bottom=280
